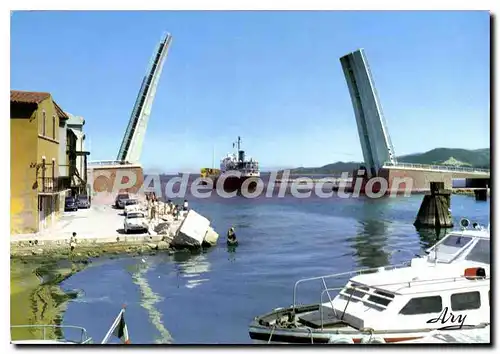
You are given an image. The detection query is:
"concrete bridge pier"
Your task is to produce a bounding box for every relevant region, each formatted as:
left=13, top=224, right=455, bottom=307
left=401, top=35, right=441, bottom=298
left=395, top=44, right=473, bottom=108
left=87, top=163, right=145, bottom=204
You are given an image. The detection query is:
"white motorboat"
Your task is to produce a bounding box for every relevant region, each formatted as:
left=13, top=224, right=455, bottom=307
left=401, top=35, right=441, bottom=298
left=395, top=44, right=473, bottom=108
left=248, top=218, right=490, bottom=344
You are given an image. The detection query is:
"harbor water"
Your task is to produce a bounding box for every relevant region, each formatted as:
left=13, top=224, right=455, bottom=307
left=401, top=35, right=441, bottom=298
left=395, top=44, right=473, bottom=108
left=58, top=193, right=489, bottom=344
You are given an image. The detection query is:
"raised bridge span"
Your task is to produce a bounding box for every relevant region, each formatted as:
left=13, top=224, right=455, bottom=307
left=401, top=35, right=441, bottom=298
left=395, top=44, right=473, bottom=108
left=88, top=42, right=489, bottom=195
left=87, top=33, right=172, bottom=194
left=340, top=49, right=489, bottom=191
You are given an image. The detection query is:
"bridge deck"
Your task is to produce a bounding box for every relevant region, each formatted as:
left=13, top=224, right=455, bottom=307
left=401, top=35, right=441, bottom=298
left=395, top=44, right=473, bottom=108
left=384, top=162, right=489, bottom=176
left=88, top=160, right=142, bottom=169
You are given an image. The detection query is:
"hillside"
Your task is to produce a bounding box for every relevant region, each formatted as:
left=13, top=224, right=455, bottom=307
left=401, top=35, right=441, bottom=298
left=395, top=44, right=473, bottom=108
left=398, top=148, right=490, bottom=169
left=286, top=148, right=490, bottom=175
left=287, top=162, right=362, bottom=175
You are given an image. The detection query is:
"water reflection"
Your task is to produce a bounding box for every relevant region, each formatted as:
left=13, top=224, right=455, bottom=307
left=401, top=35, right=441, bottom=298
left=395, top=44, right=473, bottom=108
left=227, top=245, right=237, bottom=263
left=351, top=200, right=391, bottom=269
left=416, top=227, right=448, bottom=251
left=353, top=219, right=390, bottom=268
left=172, top=251, right=211, bottom=289
left=131, top=259, right=173, bottom=344
left=10, top=260, right=80, bottom=342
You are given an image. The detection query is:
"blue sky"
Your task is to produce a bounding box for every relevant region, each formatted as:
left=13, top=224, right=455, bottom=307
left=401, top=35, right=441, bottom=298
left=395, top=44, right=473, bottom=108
left=11, top=11, right=490, bottom=172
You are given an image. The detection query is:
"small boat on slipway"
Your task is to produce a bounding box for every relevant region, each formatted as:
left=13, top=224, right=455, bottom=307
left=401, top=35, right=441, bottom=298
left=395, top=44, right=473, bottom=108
left=248, top=219, right=490, bottom=344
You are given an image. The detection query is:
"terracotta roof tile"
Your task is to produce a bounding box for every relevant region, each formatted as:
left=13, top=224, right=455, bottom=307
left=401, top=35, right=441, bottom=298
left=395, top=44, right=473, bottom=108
left=54, top=102, right=69, bottom=120
left=11, top=90, right=69, bottom=120
left=11, top=90, right=50, bottom=104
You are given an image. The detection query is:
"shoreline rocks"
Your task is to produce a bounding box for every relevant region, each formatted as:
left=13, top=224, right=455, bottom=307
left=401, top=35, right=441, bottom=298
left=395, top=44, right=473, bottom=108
left=10, top=241, right=169, bottom=262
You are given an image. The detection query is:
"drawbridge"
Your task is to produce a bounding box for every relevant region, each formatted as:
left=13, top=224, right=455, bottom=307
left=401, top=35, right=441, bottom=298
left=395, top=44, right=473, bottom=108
left=89, top=32, right=173, bottom=168
left=340, top=49, right=489, bottom=180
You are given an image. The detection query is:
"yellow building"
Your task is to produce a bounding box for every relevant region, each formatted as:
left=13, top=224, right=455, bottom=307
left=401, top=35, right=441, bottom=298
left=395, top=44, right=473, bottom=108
left=10, top=90, right=70, bottom=234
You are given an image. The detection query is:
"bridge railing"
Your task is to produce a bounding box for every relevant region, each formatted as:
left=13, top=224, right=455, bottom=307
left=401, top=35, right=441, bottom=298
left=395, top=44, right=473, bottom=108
left=88, top=160, right=138, bottom=167
left=384, top=162, right=490, bottom=174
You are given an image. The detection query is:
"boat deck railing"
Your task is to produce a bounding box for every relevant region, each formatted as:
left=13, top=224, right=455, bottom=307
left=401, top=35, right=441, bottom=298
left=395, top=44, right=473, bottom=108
left=10, top=325, right=92, bottom=344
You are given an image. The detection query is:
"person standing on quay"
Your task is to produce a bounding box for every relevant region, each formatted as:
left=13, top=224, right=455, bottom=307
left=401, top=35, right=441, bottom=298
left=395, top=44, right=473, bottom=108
left=146, top=193, right=152, bottom=217
left=149, top=196, right=155, bottom=220
left=154, top=196, right=159, bottom=220
left=175, top=205, right=181, bottom=221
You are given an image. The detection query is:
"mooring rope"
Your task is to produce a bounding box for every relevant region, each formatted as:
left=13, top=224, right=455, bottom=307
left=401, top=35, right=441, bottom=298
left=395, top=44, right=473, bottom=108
left=267, top=325, right=276, bottom=344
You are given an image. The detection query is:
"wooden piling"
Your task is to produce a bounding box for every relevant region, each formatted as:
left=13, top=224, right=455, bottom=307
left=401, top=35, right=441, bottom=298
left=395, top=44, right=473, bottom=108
left=414, top=182, right=453, bottom=229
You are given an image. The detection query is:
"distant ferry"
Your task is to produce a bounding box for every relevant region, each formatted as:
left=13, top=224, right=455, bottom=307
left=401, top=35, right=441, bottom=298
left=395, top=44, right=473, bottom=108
left=200, top=136, right=260, bottom=191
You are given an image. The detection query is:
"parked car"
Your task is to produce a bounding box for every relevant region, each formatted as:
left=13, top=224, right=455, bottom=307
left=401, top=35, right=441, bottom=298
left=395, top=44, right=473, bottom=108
left=76, top=195, right=91, bottom=209
left=115, top=193, right=130, bottom=209
left=123, top=199, right=140, bottom=216
left=65, top=196, right=78, bottom=212
left=123, top=211, right=148, bottom=234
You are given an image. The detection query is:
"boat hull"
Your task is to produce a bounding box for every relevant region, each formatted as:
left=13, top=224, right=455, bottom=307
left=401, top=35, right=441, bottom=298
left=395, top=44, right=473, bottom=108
left=212, top=175, right=260, bottom=192
left=248, top=304, right=487, bottom=344
left=249, top=324, right=424, bottom=344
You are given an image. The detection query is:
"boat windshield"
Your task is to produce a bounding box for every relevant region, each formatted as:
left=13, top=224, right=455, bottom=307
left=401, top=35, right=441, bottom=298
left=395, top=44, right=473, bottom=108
left=427, top=233, right=474, bottom=263
left=464, top=239, right=490, bottom=265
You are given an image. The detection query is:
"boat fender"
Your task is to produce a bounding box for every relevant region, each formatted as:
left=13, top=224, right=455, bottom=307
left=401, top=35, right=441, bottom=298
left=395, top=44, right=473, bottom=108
left=327, top=336, right=354, bottom=344
left=360, top=336, right=386, bottom=344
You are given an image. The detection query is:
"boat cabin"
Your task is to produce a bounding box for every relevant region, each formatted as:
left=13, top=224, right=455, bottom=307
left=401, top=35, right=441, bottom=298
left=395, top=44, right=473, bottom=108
left=329, top=264, right=489, bottom=331
left=220, top=153, right=259, bottom=176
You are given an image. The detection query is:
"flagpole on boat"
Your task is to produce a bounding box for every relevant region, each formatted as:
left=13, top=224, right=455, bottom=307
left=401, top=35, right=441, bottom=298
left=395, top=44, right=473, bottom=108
left=100, top=306, right=125, bottom=344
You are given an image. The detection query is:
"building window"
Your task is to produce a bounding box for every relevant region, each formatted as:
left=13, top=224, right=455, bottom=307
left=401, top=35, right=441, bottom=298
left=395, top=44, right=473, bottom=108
left=52, top=115, right=57, bottom=139
left=451, top=291, right=481, bottom=311
left=41, top=110, right=46, bottom=136
left=399, top=296, right=442, bottom=315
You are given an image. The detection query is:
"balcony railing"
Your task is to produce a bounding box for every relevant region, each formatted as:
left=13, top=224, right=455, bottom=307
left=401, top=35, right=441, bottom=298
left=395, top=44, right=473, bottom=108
left=38, top=177, right=71, bottom=194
